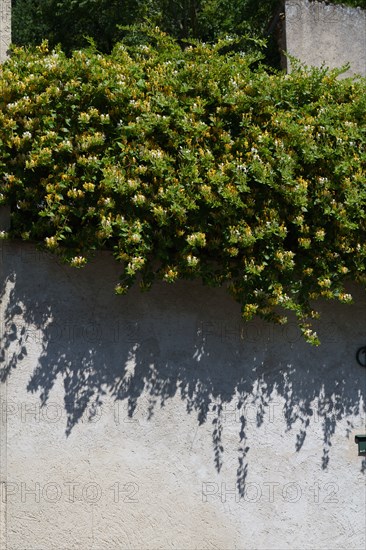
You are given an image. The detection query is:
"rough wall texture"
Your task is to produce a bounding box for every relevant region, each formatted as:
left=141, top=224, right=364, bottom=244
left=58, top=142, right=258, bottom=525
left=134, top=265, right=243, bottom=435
left=285, top=0, right=366, bottom=77
left=0, top=243, right=365, bottom=549
left=0, top=0, right=11, bottom=64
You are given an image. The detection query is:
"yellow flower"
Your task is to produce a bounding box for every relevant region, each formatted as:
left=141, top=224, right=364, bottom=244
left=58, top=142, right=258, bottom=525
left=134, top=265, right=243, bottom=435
left=318, top=277, right=331, bottom=288
left=129, top=233, right=141, bottom=244
left=45, top=236, right=58, bottom=249
left=163, top=268, right=178, bottom=283
left=187, top=232, right=206, bottom=247
left=83, top=182, right=95, bottom=192
left=67, top=188, right=84, bottom=199
left=339, top=293, right=352, bottom=303
left=186, top=255, right=199, bottom=267
left=115, top=284, right=128, bottom=295
left=299, top=237, right=311, bottom=249
left=70, top=256, right=87, bottom=268
left=242, top=303, right=258, bottom=320
left=132, top=193, right=146, bottom=206
left=314, top=229, right=325, bottom=241
left=78, top=112, right=90, bottom=124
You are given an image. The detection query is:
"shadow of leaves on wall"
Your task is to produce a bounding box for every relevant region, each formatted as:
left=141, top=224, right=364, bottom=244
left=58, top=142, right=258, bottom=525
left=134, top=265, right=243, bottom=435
left=1, top=243, right=365, bottom=495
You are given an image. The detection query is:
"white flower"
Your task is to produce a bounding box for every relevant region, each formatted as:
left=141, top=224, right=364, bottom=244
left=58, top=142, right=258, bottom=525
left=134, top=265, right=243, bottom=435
left=186, top=255, right=199, bottom=267
left=150, top=149, right=163, bottom=159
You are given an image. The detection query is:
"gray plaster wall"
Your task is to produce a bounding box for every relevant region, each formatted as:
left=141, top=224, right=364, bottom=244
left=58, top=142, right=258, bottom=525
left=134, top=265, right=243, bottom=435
left=0, top=0, right=11, bottom=64
left=0, top=242, right=365, bottom=549
left=285, top=0, right=366, bottom=77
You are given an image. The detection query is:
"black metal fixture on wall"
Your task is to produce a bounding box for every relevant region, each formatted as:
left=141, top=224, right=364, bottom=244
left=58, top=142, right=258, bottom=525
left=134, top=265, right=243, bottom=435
left=355, top=435, right=366, bottom=456
left=355, top=347, right=366, bottom=457
left=356, top=346, right=366, bottom=367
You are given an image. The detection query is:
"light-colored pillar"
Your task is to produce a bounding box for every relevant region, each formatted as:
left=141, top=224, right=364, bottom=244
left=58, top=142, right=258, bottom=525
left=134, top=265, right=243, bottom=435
left=0, top=4, right=11, bottom=547
left=0, top=0, right=11, bottom=63
left=285, top=0, right=366, bottom=77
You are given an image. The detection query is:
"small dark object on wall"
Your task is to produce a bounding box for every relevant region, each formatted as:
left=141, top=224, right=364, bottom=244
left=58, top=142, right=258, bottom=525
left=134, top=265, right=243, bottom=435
left=355, top=435, right=366, bottom=456
left=356, top=346, right=366, bottom=367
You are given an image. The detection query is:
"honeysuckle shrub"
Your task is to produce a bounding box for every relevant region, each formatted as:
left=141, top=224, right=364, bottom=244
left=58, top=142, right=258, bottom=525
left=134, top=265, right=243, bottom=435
left=1, top=29, right=366, bottom=344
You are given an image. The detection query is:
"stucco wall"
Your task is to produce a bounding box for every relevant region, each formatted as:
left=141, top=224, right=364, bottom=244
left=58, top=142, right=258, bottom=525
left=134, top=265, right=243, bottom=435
left=0, top=0, right=11, bottom=64
left=285, top=0, right=366, bottom=77
left=1, top=242, right=365, bottom=549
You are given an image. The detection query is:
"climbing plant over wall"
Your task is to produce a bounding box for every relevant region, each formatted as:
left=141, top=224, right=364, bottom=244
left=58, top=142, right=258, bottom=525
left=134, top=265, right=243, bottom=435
left=1, top=28, right=366, bottom=344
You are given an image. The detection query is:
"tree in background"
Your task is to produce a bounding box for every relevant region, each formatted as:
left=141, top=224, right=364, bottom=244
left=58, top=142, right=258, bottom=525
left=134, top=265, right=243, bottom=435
left=12, top=0, right=281, bottom=53
left=12, top=0, right=141, bottom=53
left=12, top=0, right=366, bottom=54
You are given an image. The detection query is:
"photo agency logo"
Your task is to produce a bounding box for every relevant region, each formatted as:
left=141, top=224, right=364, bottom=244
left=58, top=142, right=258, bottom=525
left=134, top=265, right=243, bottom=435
left=1, top=480, right=139, bottom=504
left=0, top=240, right=50, bottom=264
left=0, top=318, right=141, bottom=346
left=1, top=397, right=156, bottom=426
left=198, top=319, right=340, bottom=344
left=203, top=399, right=366, bottom=428
left=202, top=480, right=340, bottom=504
left=2, top=395, right=365, bottom=430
